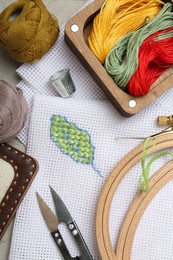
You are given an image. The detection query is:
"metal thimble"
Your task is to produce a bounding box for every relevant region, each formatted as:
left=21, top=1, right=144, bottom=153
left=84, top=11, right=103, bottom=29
left=49, top=69, right=76, bottom=98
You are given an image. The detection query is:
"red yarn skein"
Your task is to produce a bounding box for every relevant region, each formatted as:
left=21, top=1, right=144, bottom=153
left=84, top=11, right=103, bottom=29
left=128, top=26, right=173, bottom=96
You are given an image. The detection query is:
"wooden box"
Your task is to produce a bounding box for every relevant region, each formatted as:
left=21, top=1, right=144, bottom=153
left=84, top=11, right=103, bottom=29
left=64, top=0, right=173, bottom=117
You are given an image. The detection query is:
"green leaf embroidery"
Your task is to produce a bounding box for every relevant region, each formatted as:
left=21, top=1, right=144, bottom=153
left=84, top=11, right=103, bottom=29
left=50, top=115, right=102, bottom=176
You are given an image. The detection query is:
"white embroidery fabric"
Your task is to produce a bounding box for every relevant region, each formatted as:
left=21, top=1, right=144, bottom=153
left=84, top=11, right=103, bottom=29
left=9, top=94, right=173, bottom=260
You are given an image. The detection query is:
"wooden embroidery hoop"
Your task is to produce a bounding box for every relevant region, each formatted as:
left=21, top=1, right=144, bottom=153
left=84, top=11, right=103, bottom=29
left=96, top=128, right=173, bottom=260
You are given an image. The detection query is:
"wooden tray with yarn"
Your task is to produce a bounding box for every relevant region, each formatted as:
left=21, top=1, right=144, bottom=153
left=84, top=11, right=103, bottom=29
left=65, top=0, right=173, bottom=117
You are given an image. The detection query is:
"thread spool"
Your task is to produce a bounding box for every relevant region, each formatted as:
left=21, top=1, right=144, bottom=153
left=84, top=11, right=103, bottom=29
left=0, top=0, right=60, bottom=63
left=0, top=80, right=28, bottom=143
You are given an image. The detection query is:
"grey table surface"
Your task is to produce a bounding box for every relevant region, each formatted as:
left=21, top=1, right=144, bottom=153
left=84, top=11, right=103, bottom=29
left=0, top=0, right=87, bottom=259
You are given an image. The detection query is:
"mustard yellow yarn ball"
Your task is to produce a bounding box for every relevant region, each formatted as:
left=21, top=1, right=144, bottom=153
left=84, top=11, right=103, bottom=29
left=0, top=0, right=60, bottom=63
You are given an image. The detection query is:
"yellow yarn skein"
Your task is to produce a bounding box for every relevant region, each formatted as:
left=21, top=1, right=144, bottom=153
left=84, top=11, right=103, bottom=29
left=0, top=0, right=60, bottom=63
left=88, top=0, right=164, bottom=64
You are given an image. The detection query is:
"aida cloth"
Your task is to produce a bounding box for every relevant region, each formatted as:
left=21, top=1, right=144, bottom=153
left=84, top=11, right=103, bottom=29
left=9, top=95, right=173, bottom=260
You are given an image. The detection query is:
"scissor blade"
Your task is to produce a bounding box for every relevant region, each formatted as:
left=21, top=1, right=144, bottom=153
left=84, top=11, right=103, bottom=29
left=36, top=192, right=59, bottom=232
left=49, top=186, right=73, bottom=224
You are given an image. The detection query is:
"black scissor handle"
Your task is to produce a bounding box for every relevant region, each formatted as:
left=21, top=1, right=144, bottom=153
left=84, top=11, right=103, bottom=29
left=67, top=220, right=93, bottom=260
left=51, top=229, right=73, bottom=260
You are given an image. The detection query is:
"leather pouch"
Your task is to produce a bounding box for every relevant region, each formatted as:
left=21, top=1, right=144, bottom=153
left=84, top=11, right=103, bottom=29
left=0, top=143, right=39, bottom=240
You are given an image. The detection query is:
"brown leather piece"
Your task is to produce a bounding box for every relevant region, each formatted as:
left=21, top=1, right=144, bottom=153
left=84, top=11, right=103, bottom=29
left=0, top=143, right=39, bottom=241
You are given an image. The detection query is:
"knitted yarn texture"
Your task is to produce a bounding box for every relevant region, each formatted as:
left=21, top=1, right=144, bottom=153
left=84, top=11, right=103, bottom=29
left=0, top=0, right=60, bottom=63
left=0, top=80, right=28, bottom=143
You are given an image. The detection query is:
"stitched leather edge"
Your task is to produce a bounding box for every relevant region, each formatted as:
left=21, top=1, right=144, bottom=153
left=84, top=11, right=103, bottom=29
left=0, top=143, right=39, bottom=240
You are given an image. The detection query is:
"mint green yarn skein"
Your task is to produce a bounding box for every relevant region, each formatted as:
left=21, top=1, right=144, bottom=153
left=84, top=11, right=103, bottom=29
left=105, top=3, right=173, bottom=91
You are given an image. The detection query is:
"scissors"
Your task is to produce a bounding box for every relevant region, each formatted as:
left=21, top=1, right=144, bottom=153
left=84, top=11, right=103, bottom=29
left=36, top=186, right=93, bottom=260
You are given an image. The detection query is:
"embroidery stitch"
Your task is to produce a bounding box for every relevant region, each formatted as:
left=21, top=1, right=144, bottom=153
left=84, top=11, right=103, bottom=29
left=50, top=115, right=102, bottom=176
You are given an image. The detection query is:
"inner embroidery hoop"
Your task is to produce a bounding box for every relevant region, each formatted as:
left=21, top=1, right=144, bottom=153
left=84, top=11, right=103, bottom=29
left=96, top=130, right=173, bottom=260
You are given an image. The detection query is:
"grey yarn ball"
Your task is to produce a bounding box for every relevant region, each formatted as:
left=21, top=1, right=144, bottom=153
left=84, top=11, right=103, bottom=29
left=0, top=80, right=28, bottom=143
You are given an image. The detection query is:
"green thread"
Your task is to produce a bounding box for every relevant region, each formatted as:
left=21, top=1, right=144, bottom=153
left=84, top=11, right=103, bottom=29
left=155, top=30, right=173, bottom=41
left=105, top=3, right=173, bottom=91
left=140, top=137, right=173, bottom=193
left=50, top=115, right=102, bottom=177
